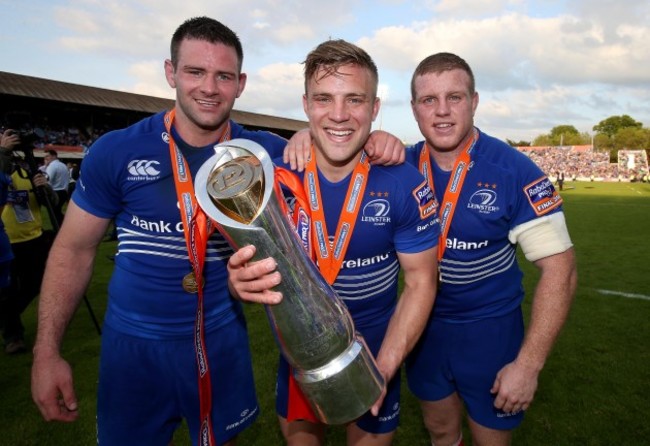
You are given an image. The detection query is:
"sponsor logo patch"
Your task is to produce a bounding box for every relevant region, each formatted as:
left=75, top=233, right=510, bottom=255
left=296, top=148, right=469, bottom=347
left=342, top=252, right=390, bottom=269
left=130, top=214, right=183, bottom=233
left=446, top=237, right=489, bottom=250
left=413, top=181, right=438, bottom=219
left=524, top=176, right=563, bottom=216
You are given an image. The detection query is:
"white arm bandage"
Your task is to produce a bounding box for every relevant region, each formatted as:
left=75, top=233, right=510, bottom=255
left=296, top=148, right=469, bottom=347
left=508, top=212, right=573, bottom=262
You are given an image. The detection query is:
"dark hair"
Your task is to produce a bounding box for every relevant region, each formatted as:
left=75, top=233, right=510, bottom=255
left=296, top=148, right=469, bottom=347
left=45, top=149, right=58, bottom=157
left=170, top=16, right=244, bottom=72
left=303, top=39, right=378, bottom=96
left=411, top=52, right=475, bottom=100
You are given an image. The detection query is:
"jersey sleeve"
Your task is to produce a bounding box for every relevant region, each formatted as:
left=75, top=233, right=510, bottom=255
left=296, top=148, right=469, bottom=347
left=72, top=132, right=124, bottom=219
left=234, top=125, right=288, bottom=159
left=390, top=164, right=440, bottom=254
left=509, top=149, right=564, bottom=229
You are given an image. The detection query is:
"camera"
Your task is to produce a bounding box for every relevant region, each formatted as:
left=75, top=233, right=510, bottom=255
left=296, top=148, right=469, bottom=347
left=6, top=128, right=45, bottom=152
left=3, top=112, right=45, bottom=153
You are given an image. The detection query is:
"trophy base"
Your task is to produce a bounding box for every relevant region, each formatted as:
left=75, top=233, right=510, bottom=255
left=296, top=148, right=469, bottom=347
left=294, top=335, right=385, bottom=425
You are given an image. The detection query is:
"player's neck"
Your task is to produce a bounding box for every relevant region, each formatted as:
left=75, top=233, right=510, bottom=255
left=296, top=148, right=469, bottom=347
left=428, top=131, right=476, bottom=172
left=429, top=148, right=461, bottom=172
left=173, top=114, right=229, bottom=148
left=315, top=151, right=363, bottom=183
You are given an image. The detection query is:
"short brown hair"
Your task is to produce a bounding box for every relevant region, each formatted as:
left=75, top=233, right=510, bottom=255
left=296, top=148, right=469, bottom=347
left=411, top=52, right=475, bottom=100
left=170, top=17, right=244, bottom=72
left=303, top=39, right=378, bottom=97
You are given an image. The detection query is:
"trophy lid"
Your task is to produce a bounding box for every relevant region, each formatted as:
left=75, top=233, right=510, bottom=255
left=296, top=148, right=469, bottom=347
left=195, top=138, right=275, bottom=228
left=206, top=155, right=264, bottom=224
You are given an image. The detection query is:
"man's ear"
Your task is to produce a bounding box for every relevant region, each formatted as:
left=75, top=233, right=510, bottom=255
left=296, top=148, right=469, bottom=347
left=164, top=59, right=176, bottom=88
left=236, top=73, right=247, bottom=98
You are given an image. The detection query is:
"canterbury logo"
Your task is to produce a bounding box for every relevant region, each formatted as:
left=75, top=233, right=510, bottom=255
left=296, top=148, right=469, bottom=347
left=127, top=160, right=161, bottom=177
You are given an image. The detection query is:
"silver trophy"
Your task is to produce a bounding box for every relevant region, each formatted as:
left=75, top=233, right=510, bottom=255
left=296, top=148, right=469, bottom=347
left=195, top=139, right=385, bottom=425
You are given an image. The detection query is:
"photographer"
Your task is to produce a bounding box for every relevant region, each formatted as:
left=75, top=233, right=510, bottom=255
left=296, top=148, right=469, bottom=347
left=0, top=128, right=56, bottom=354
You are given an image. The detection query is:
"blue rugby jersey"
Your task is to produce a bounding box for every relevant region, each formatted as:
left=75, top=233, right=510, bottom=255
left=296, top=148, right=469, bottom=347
left=405, top=129, right=564, bottom=322
left=274, top=158, right=440, bottom=328
left=73, top=112, right=287, bottom=338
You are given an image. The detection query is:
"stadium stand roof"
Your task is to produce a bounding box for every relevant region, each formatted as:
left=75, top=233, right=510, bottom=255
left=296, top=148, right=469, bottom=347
left=0, top=71, right=307, bottom=134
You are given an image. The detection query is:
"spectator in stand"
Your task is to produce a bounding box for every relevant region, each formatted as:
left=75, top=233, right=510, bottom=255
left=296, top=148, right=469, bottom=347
left=43, top=149, right=69, bottom=226
left=518, top=146, right=649, bottom=182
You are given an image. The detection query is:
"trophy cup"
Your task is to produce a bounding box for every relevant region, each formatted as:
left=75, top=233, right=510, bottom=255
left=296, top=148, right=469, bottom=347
left=194, top=139, right=385, bottom=424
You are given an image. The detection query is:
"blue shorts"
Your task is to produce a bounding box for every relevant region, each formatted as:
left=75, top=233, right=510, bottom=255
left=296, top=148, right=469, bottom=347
left=276, top=322, right=401, bottom=434
left=406, top=308, right=525, bottom=430
left=97, top=314, right=259, bottom=445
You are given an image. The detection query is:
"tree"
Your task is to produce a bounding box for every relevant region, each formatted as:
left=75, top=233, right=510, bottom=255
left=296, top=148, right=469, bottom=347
left=532, top=125, right=590, bottom=146
left=592, top=115, right=642, bottom=138
left=532, top=134, right=553, bottom=146
left=593, top=133, right=612, bottom=152
left=550, top=125, right=579, bottom=140
left=615, top=127, right=650, bottom=151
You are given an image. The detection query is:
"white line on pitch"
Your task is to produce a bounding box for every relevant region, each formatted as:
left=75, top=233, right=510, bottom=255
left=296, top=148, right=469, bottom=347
left=626, top=186, right=642, bottom=195
left=596, top=289, right=650, bottom=301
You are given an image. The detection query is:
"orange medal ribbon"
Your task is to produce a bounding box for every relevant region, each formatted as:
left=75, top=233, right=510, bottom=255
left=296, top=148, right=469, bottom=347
left=418, top=128, right=478, bottom=263
left=164, top=109, right=230, bottom=446
left=303, top=147, right=370, bottom=285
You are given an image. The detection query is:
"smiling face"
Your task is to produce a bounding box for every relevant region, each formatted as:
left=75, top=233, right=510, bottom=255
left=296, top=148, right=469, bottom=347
left=411, top=68, right=479, bottom=157
left=303, top=63, right=380, bottom=181
left=164, top=38, right=246, bottom=146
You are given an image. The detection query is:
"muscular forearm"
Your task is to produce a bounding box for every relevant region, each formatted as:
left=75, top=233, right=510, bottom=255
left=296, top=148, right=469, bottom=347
left=376, top=267, right=437, bottom=380
left=516, top=248, right=577, bottom=371
left=33, top=242, right=98, bottom=357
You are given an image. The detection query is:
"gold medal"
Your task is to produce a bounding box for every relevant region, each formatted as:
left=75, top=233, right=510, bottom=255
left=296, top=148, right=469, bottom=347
left=182, top=271, right=202, bottom=293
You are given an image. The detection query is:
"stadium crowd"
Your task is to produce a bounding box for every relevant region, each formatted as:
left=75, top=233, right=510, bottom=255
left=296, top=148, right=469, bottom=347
left=518, top=146, right=649, bottom=182
left=0, top=119, right=110, bottom=153
left=2, top=116, right=648, bottom=183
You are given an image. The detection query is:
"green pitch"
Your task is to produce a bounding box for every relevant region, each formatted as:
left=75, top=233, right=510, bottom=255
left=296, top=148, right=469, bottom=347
left=1, top=180, right=648, bottom=445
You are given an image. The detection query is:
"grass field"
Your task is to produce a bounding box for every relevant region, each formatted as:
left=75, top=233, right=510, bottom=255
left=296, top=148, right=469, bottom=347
left=1, top=180, right=648, bottom=445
